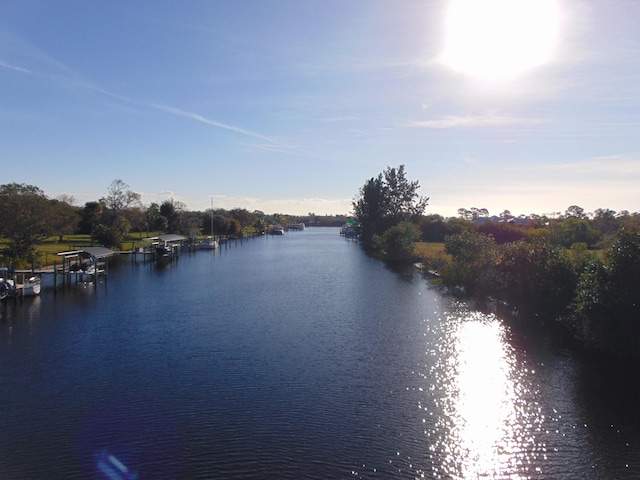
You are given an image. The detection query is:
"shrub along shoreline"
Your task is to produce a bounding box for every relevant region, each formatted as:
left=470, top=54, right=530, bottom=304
left=431, top=229, right=640, bottom=365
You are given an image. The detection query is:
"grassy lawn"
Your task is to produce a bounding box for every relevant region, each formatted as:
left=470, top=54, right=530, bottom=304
left=1, top=232, right=164, bottom=268
left=414, top=242, right=448, bottom=260
left=36, top=232, right=158, bottom=254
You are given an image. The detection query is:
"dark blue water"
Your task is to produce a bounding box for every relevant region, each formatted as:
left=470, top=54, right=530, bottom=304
left=1, top=227, right=639, bottom=479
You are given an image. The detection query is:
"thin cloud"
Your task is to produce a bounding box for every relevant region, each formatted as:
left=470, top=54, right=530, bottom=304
left=407, top=113, right=546, bottom=129
left=0, top=60, right=31, bottom=74
left=149, top=103, right=280, bottom=145
left=2, top=31, right=280, bottom=148
left=541, top=153, right=640, bottom=176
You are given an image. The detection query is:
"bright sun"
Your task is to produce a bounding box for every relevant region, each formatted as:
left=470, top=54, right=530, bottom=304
left=441, top=0, right=560, bottom=81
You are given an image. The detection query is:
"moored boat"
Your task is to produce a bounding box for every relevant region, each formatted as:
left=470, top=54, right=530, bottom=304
left=0, top=278, right=16, bottom=300
left=18, top=276, right=41, bottom=296
left=200, top=236, right=219, bottom=250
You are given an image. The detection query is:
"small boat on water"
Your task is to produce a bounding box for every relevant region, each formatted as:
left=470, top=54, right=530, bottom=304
left=156, top=243, right=178, bottom=257
left=0, top=278, right=16, bottom=301
left=200, top=198, right=219, bottom=250
left=0, top=267, right=18, bottom=300
left=17, top=276, right=41, bottom=296
left=0, top=272, right=41, bottom=298
left=269, top=226, right=285, bottom=236
left=200, top=236, right=219, bottom=250
left=143, top=234, right=187, bottom=259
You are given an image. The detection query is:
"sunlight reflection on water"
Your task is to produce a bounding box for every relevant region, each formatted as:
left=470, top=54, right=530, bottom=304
left=428, top=307, right=545, bottom=479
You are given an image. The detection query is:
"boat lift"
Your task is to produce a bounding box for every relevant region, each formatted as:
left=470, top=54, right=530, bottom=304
left=56, top=246, right=115, bottom=285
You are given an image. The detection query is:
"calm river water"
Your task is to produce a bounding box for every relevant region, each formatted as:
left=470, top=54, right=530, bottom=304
left=1, top=227, right=639, bottom=479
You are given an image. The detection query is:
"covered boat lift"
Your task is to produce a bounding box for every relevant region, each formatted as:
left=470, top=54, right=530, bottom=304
left=142, top=234, right=186, bottom=260
left=57, top=246, right=116, bottom=284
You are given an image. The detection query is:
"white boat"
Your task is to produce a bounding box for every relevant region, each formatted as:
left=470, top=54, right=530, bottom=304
left=143, top=234, right=186, bottom=258
left=200, top=197, right=219, bottom=250
left=18, top=276, right=41, bottom=296
left=270, top=226, right=285, bottom=235
left=200, top=236, right=219, bottom=250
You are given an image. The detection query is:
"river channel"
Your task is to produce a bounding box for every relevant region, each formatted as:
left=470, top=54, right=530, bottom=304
left=1, top=227, right=639, bottom=479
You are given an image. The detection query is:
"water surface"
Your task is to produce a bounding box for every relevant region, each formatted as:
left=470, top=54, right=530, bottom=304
left=1, top=227, right=639, bottom=478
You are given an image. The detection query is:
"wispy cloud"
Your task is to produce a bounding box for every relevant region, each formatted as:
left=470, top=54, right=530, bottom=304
left=204, top=194, right=353, bottom=215
left=541, top=153, right=640, bottom=176
left=0, top=60, right=31, bottom=74
left=149, top=103, right=280, bottom=144
left=2, top=30, right=284, bottom=150
left=407, top=113, right=546, bottom=129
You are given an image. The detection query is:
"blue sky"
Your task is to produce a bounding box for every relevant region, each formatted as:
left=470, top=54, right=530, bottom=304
left=1, top=0, right=639, bottom=217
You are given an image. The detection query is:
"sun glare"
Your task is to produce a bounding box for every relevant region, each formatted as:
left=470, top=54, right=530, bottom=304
left=441, top=0, right=560, bottom=81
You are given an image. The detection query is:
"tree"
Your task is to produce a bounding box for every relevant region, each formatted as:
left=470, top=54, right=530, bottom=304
left=102, top=179, right=142, bottom=227
left=570, top=229, right=640, bottom=360
left=471, top=207, right=490, bottom=220
left=383, top=165, right=429, bottom=218
left=500, top=209, right=513, bottom=220
left=0, top=183, right=52, bottom=262
left=496, top=240, right=577, bottom=318
left=565, top=205, right=587, bottom=219
left=443, top=231, right=498, bottom=297
left=592, top=208, right=619, bottom=237
left=353, top=165, right=428, bottom=247
left=457, top=207, right=489, bottom=221
left=48, top=198, right=80, bottom=241
left=418, top=214, right=448, bottom=242
left=79, top=201, right=105, bottom=243
left=478, top=220, right=526, bottom=244
left=549, top=217, right=600, bottom=248
left=160, top=198, right=186, bottom=233
left=145, top=203, right=167, bottom=233
left=353, top=174, right=388, bottom=247
left=379, top=221, right=421, bottom=264
left=93, top=221, right=127, bottom=250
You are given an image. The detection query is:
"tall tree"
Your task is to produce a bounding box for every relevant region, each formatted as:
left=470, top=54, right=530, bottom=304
left=102, top=179, right=142, bottom=226
left=160, top=198, right=186, bottom=233
left=353, top=174, right=388, bottom=247
left=383, top=165, right=429, bottom=219
left=353, top=165, right=428, bottom=247
left=571, top=229, right=640, bottom=360
left=0, top=183, right=52, bottom=261
left=79, top=201, right=104, bottom=242
left=48, top=198, right=80, bottom=241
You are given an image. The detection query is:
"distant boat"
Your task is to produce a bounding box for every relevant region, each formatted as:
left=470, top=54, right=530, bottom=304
left=200, top=236, right=219, bottom=250
left=143, top=234, right=187, bottom=259
left=156, top=243, right=177, bottom=257
left=200, top=197, right=218, bottom=250
left=269, top=226, right=285, bottom=236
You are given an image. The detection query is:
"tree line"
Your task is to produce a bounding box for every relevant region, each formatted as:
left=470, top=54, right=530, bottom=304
left=0, top=180, right=348, bottom=267
left=352, top=165, right=640, bottom=363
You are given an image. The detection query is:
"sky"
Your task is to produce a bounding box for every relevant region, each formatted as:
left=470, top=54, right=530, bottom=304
left=1, top=0, right=639, bottom=217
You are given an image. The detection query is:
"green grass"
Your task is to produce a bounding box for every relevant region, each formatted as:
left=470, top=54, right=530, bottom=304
left=1, top=232, right=166, bottom=269
left=37, top=232, right=159, bottom=254
left=414, top=242, right=448, bottom=260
